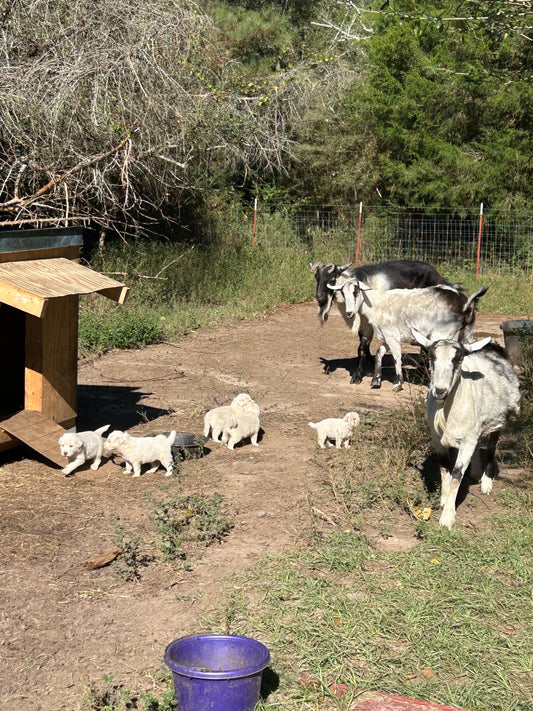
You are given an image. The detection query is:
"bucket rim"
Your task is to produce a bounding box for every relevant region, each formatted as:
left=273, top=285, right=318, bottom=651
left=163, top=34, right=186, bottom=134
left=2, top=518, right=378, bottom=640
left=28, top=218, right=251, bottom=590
left=164, top=633, right=271, bottom=680
left=500, top=319, right=533, bottom=334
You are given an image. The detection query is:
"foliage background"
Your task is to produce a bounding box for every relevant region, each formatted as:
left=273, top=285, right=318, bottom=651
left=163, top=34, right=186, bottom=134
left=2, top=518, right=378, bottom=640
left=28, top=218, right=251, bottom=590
left=1, top=0, right=532, bottom=242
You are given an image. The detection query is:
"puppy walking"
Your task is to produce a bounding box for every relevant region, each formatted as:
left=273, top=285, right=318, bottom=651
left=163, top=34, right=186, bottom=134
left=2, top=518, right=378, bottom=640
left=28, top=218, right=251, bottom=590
left=103, top=430, right=177, bottom=477
left=221, top=412, right=261, bottom=450
left=204, top=393, right=260, bottom=442
left=59, top=424, right=110, bottom=476
left=309, top=412, right=360, bottom=449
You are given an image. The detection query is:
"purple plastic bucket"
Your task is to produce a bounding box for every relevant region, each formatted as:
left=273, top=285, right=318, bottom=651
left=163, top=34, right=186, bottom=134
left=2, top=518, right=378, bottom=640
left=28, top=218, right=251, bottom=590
left=164, top=634, right=270, bottom=711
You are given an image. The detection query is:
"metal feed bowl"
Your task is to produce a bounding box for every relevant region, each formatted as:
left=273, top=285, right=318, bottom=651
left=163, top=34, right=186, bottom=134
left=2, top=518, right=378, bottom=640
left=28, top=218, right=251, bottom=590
left=164, top=432, right=207, bottom=459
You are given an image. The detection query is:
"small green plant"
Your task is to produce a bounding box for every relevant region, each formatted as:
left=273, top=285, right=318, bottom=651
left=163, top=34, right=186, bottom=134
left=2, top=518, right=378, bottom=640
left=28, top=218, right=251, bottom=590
left=111, top=515, right=145, bottom=581
left=80, top=673, right=175, bottom=711
left=152, top=493, right=233, bottom=563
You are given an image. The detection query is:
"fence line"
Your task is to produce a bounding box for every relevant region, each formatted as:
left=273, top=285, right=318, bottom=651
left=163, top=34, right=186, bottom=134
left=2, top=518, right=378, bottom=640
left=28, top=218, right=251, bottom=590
left=250, top=204, right=533, bottom=273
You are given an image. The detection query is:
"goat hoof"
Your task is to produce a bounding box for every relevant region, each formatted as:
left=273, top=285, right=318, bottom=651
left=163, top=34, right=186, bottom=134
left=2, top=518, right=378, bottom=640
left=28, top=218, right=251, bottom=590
left=393, top=382, right=403, bottom=391
left=370, top=379, right=381, bottom=389
left=350, top=375, right=362, bottom=384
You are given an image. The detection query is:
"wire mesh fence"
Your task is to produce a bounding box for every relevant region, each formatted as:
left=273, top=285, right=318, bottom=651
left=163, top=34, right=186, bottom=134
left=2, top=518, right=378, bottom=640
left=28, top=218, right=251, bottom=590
left=247, top=204, right=533, bottom=272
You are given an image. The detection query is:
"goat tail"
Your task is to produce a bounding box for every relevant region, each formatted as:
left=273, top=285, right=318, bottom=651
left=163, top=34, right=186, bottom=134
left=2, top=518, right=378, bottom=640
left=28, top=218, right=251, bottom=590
left=462, top=285, right=489, bottom=327
left=95, top=424, right=111, bottom=436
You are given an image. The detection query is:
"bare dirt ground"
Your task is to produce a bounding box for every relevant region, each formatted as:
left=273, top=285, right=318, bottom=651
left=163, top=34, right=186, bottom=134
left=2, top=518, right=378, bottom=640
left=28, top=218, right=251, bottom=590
left=0, top=303, right=522, bottom=711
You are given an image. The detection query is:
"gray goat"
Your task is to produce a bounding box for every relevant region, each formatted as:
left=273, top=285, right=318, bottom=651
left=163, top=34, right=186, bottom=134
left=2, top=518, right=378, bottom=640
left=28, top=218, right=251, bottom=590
left=330, top=277, right=487, bottom=390
left=310, top=260, right=452, bottom=383
left=413, top=330, right=521, bottom=530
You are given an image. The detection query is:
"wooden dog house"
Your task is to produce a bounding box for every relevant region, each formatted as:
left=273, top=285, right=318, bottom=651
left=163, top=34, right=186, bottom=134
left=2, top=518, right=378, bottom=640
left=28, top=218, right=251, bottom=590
left=0, top=227, right=128, bottom=464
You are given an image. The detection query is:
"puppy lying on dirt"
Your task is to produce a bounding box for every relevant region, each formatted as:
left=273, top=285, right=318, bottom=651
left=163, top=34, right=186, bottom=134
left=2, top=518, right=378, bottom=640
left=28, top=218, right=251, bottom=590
left=59, top=424, right=110, bottom=476
left=221, top=411, right=261, bottom=450
left=308, top=411, right=360, bottom=449
left=103, top=430, right=176, bottom=477
left=204, top=393, right=260, bottom=442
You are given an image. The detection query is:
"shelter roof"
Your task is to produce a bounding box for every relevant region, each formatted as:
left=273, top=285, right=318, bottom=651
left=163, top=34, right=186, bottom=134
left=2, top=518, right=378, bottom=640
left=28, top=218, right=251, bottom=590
left=0, top=257, right=128, bottom=317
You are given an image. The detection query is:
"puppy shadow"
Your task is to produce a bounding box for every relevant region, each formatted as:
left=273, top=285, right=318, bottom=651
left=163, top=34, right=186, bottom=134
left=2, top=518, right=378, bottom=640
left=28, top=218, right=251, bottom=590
left=227, top=427, right=265, bottom=449
left=77, top=384, right=168, bottom=431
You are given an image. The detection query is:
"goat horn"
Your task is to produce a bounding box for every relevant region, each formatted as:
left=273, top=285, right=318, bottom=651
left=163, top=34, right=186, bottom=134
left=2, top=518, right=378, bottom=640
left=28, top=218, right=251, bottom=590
left=326, top=263, right=336, bottom=273
left=309, top=261, right=323, bottom=272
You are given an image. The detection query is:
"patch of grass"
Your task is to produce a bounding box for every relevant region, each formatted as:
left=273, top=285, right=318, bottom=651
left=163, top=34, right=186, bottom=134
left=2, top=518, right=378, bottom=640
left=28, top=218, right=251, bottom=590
left=151, top=492, right=234, bottom=564
left=80, top=238, right=532, bottom=354
left=320, top=400, right=437, bottom=528
left=80, top=673, right=175, bottom=711
left=207, top=514, right=533, bottom=711
left=79, top=298, right=164, bottom=355
left=440, top=266, right=533, bottom=315
left=110, top=514, right=147, bottom=581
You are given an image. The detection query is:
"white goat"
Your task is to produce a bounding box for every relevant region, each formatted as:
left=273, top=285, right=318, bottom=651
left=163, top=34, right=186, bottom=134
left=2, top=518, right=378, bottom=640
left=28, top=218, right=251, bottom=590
left=310, top=260, right=453, bottom=384
left=413, top=330, right=520, bottom=530
left=331, top=277, right=487, bottom=390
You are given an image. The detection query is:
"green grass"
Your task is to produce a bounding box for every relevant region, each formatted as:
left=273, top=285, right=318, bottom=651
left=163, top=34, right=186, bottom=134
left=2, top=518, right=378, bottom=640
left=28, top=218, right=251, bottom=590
left=79, top=236, right=533, bottom=354
left=80, top=233, right=533, bottom=710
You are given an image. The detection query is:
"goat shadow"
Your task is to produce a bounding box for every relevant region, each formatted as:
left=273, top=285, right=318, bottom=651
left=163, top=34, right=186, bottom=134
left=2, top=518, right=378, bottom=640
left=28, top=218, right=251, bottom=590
left=320, top=351, right=430, bottom=386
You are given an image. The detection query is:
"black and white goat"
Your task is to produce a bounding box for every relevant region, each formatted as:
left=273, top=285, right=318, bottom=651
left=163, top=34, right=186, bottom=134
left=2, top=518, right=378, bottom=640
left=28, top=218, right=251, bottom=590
left=412, top=331, right=521, bottom=530
left=310, top=260, right=452, bottom=383
left=330, top=276, right=488, bottom=390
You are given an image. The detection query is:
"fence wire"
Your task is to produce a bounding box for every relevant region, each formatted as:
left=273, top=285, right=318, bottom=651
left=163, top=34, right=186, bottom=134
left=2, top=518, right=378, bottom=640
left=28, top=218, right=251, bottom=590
left=252, top=205, right=533, bottom=272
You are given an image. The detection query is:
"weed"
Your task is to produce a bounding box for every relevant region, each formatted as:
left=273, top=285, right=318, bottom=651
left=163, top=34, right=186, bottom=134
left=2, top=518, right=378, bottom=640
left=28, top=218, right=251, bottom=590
left=151, top=493, right=233, bottom=564
left=80, top=673, right=175, bottom=711
left=110, top=515, right=146, bottom=581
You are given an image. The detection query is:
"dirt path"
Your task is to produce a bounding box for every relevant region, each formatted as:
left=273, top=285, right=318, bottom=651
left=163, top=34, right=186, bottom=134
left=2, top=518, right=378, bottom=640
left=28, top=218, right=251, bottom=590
left=0, top=304, right=515, bottom=710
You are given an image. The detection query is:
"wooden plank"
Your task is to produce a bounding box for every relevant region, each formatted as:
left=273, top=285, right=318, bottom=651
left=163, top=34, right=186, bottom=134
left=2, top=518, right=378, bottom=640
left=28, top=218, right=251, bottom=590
left=351, top=691, right=471, bottom=711
left=0, top=257, right=129, bottom=306
left=0, top=410, right=67, bottom=466
left=25, top=298, right=78, bottom=423
left=0, top=279, right=46, bottom=317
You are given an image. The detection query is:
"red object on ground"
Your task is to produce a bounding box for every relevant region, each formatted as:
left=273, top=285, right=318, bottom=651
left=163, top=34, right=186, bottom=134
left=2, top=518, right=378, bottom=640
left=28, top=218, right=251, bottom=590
left=351, top=690, right=472, bottom=711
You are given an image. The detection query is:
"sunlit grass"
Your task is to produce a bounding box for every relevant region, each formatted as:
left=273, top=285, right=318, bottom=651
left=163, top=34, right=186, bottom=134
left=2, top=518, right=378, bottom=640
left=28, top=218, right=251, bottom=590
left=80, top=238, right=532, bottom=354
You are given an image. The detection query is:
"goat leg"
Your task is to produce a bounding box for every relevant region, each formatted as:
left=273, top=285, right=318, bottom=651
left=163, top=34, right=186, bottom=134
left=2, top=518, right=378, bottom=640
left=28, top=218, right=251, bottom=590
left=480, top=430, right=501, bottom=495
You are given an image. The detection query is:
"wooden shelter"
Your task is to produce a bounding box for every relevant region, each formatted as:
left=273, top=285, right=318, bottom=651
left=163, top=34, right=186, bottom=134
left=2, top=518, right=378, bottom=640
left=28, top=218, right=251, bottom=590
left=0, top=227, right=128, bottom=463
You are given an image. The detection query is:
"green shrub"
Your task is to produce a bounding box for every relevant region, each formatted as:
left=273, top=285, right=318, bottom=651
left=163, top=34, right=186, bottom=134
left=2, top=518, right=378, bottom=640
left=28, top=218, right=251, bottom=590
left=79, top=303, right=164, bottom=354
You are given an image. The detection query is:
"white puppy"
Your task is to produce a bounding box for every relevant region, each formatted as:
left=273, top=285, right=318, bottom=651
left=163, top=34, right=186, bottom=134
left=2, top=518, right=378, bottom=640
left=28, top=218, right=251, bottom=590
left=59, top=424, right=110, bottom=476
left=103, top=429, right=177, bottom=477
left=308, top=412, right=360, bottom=449
left=221, top=412, right=261, bottom=450
left=204, top=393, right=259, bottom=442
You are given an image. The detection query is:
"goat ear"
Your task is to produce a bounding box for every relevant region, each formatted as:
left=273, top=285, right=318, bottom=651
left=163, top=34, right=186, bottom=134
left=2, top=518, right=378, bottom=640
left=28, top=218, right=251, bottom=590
left=358, top=280, right=371, bottom=291
left=464, top=336, right=492, bottom=353
left=411, top=328, right=431, bottom=349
